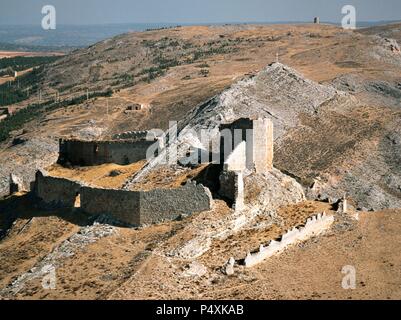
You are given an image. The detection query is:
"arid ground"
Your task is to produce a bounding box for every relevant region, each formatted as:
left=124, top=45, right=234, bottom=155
left=1, top=22, right=401, bottom=300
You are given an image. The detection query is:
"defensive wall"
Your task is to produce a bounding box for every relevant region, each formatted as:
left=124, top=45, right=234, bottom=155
left=33, top=170, right=212, bottom=226
left=218, top=117, right=274, bottom=210
left=34, top=170, right=83, bottom=208
left=58, top=138, right=161, bottom=166
left=244, top=212, right=334, bottom=267
left=112, top=130, right=161, bottom=141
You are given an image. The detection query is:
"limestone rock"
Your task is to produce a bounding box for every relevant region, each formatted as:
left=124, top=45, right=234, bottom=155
left=223, top=257, right=235, bottom=276
left=244, top=169, right=306, bottom=215
left=183, top=261, right=208, bottom=278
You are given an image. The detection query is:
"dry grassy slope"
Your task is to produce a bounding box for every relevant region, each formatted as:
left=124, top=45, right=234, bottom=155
left=1, top=194, right=400, bottom=300
left=0, top=24, right=401, bottom=301
left=357, top=22, right=401, bottom=43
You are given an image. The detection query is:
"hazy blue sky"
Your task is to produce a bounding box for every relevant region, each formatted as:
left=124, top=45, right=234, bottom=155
left=0, top=0, right=400, bottom=25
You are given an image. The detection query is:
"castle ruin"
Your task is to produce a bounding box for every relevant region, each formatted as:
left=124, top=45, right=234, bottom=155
left=219, top=118, right=274, bottom=210
left=30, top=117, right=275, bottom=226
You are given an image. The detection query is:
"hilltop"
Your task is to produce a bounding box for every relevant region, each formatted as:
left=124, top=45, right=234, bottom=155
left=1, top=22, right=400, bottom=208
left=0, top=23, right=401, bottom=300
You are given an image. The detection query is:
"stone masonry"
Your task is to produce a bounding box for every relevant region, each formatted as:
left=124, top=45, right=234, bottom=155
left=219, top=117, right=274, bottom=209
left=219, top=117, right=273, bottom=173
left=58, top=138, right=161, bottom=166
left=34, top=170, right=213, bottom=226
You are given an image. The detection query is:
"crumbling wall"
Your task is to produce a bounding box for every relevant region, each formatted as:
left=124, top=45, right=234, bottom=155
left=58, top=139, right=159, bottom=166
left=34, top=170, right=82, bottom=208
left=80, top=187, right=141, bottom=225
left=219, top=171, right=244, bottom=210
left=32, top=167, right=212, bottom=226
left=244, top=212, right=334, bottom=267
left=113, top=130, right=160, bottom=141
left=81, top=182, right=212, bottom=226
left=139, top=181, right=213, bottom=225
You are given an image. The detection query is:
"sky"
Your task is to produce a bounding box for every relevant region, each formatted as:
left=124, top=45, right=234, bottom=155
left=0, top=0, right=400, bottom=25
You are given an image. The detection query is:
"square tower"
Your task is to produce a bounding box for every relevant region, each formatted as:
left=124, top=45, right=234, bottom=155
left=219, top=117, right=274, bottom=173
left=252, top=118, right=273, bottom=172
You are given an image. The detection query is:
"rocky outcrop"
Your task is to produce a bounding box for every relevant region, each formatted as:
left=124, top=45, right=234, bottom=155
left=167, top=168, right=306, bottom=260
left=129, top=62, right=344, bottom=184
left=370, top=36, right=401, bottom=66
left=0, top=138, right=58, bottom=198
left=174, top=62, right=339, bottom=149
left=135, top=62, right=399, bottom=211
left=244, top=169, right=306, bottom=216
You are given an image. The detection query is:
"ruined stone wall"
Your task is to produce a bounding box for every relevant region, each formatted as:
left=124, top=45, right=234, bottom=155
left=139, top=181, right=213, bottom=225
left=223, top=141, right=246, bottom=172
left=58, top=139, right=159, bottom=166
left=219, top=170, right=244, bottom=211
left=39, top=179, right=211, bottom=227
left=113, top=130, right=159, bottom=141
left=244, top=212, right=334, bottom=267
left=80, top=187, right=141, bottom=225
left=34, top=170, right=82, bottom=208
left=32, top=168, right=212, bottom=226
left=81, top=182, right=212, bottom=226
left=219, top=118, right=252, bottom=166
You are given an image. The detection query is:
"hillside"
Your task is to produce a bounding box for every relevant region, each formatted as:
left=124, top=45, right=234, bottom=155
left=1, top=23, right=401, bottom=200
left=0, top=23, right=401, bottom=300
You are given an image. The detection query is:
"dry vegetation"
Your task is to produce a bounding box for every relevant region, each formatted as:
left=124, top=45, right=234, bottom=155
left=47, top=161, right=147, bottom=189
left=1, top=23, right=401, bottom=300
left=1, top=194, right=399, bottom=300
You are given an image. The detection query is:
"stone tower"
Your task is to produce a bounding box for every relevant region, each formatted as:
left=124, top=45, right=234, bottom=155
left=219, top=117, right=274, bottom=173
left=251, top=118, right=274, bottom=172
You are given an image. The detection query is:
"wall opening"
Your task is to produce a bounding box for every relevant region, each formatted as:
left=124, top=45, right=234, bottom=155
left=193, top=163, right=223, bottom=195
left=74, top=192, right=81, bottom=208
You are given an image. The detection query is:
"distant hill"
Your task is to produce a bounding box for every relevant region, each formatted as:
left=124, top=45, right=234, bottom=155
left=0, top=21, right=399, bottom=50
left=0, top=23, right=181, bottom=49
left=0, top=42, right=72, bottom=52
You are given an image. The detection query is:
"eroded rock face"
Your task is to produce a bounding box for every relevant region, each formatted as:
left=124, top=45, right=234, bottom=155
left=175, top=62, right=339, bottom=147
left=244, top=169, right=306, bottom=215
left=370, top=36, right=401, bottom=66
left=131, top=62, right=343, bottom=183
left=132, top=62, right=401, bottom=211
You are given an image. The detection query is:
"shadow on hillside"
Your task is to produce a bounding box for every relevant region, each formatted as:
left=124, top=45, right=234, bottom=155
left=0, top=192, right=93, bottom=239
